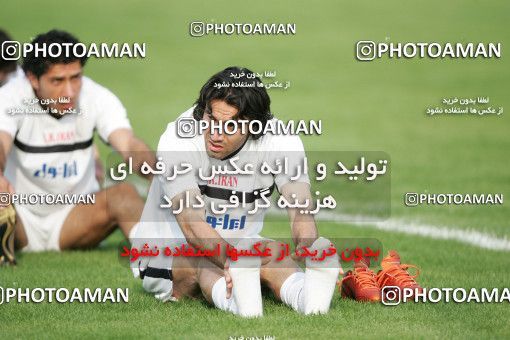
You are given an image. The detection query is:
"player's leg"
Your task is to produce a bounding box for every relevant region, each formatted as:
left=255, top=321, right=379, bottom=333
left=196, top=258, right=241, bottom=314
left=139, top=250, right=214, bottom=302
left=260, top=242, right=302, bottom=297
left=258, top=240, right=303, bottom=309
left=196, top=258, right=223, bottom=304
left=169, top=255, right=202, bottom=300
left=59, top=182, right=143, bottom=249
left=196, top=245, right=264, bottom=318
left=193, top=240, right=308, bottom=317
left=260, top=238, right=341, bottom=315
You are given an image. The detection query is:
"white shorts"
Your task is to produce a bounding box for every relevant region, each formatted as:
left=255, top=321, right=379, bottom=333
left=16, top=204, right=75, bottom=252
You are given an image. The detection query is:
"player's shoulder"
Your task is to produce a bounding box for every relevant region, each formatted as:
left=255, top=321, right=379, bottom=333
left=0, top=72, right=32, bottom=102
left=80, top=76, right=119, bottom=100
left=249, top=117, right=305, bottom=152
left=79, top=76, right=126, bottom=119
left=157, top=106, right=203, bottom=152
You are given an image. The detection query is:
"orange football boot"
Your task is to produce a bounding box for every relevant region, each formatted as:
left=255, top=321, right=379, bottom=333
left=376, top=250, right=422, bottom=297
left=340, top=258, right=381, bottom=302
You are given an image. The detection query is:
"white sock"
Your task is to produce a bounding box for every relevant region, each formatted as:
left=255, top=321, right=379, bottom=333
left=212, top=277, right=239, bottom=314
left=229, top=248, right=263, bottom=318
left=303, top=237, right=341, bottom=315
left=280, top=271, right=306, bottom=313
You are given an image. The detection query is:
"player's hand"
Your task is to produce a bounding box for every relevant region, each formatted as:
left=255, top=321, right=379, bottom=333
left=291, top=239, right=344, bottom=275
left=224, top=258, right=233, bottom=299
left=291, top=239, right=315, bottom=263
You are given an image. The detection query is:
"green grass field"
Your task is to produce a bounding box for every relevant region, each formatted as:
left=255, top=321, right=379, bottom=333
left=1, top=0, right=509, bottom=339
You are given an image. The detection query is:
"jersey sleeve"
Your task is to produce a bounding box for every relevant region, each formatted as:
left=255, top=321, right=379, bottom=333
left=156, top=123, right=203, bottom=200
left=0, top=83, right=22, bottom=137
left=268, top=133, right=310, bottom=191
left=93, top=85, right=132, bottom=141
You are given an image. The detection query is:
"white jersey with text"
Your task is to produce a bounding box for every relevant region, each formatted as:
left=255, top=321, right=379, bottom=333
left=0, top=73, right=131, bottom=216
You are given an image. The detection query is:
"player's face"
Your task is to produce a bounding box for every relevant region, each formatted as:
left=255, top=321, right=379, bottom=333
left=27, top=61, right=82, bottom=116
left=203, top=99, right=249, bottom=159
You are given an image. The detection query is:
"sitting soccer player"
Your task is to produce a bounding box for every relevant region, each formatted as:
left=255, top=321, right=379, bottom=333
left=132, top=66, right=342, bottom=317
left=0, top=30, right=155, bottom=263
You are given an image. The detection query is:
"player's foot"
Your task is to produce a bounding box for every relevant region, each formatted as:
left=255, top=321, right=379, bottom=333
left=340, top=258, right=380, bottom=302
left=303, top=237, right=341, bottom=314
left=376, top=250, right=422, bottom=297
left=0, top=205, right=17, bottom=266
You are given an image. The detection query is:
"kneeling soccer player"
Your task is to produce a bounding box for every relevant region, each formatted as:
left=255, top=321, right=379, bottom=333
left=132, top=67, right=342, bottom=317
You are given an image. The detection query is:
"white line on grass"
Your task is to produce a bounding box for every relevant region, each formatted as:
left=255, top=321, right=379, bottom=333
left=285, top=210, right=510, bottom=252
left=107, top=180, right=510, bottom=251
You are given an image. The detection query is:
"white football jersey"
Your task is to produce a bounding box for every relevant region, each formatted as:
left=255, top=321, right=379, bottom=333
left=136, top=107, right=310, bottom=242
left=0, top=73, right=131, bottom=216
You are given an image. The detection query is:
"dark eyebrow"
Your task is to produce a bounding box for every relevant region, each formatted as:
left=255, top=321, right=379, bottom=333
left=50, top=71, right=82, bottom=82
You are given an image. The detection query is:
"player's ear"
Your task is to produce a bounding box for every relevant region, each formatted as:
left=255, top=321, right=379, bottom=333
left=26, top=71, right=40, bottom=91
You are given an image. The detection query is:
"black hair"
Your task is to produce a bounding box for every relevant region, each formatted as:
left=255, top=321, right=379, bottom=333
left=0, top=29, right=17, bottom=73
left=193, top=66, right=273, bottom=139
left=22, top=29, right=88, bottom=78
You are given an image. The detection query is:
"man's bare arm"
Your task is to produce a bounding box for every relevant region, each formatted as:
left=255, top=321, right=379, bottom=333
left=108, top=128, right=156, bottom=180
left=281, top=182, right=318, bottom=248
left=93, top=144, right=105, bottom=186
left=172, top=189, right=231, bottom=269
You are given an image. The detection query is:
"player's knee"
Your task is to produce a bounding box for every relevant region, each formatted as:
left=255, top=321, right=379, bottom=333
left=108, top=183, right=142, bottom=210
left=113, top=182, right=139, bottom=199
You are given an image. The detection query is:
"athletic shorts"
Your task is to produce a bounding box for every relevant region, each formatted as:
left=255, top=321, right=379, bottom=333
left=16, top=204, right=75, bottom=252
